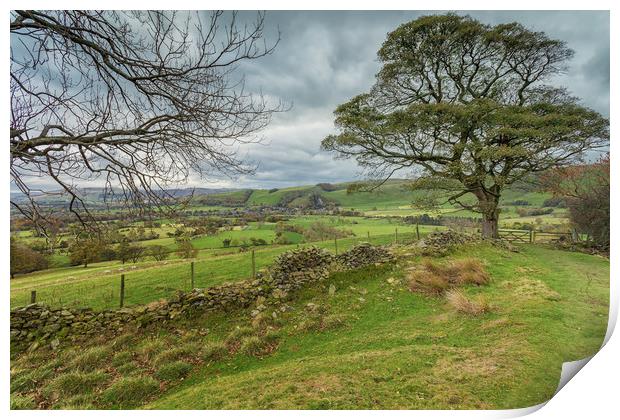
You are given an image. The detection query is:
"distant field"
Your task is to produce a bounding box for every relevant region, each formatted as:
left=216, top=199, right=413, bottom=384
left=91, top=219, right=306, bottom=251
left=10, top=226, right=444, bottom=311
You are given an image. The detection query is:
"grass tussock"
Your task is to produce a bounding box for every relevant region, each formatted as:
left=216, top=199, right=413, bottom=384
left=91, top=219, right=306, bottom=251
left=202, top=342, right=229, bottom=362
left=111, top=350, right=134, bottom=367
left=408, top=258, right=490, bottom=295
left=225, top=326, right=255, bottom=350
left=69, top=346, right=111, bottom=371
left=101, top=376, right=159, bottom=408
left=10, top=395, right=36, bottom=410
left=115, top=361, right=142, bottom=375
left=239, top=334, right=279, bottom=357
left=154, top=361, right=193, bottom=381
left=43, top=370, right=109, bottom=399
left=446, top=290, right=491, bottom=316
left=11, top=364, right=56, bottom=393
left=152, top=343, right=200, bottom=366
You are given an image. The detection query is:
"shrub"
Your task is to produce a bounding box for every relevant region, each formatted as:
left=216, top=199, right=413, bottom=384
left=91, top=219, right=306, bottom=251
left=446, top=290, right=490, bottom=315
left=202, top=342, right=228, bottom=362
left=69, top=346, right=111, bottom=371
left=543, top=197, right=567, bottom=208
left=101, top=376, right=160, bottom=408
left=10, top=237, right=49, bottom=277
left=154, top=361, right=193, bottom=381
left=43, top=370, right=109, bottom=399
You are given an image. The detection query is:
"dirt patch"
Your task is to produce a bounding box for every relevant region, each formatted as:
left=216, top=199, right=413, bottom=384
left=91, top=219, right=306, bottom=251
left=503, top=277, right=561, bottom=301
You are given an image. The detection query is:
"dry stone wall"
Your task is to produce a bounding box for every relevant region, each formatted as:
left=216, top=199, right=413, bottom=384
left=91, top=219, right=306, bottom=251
left=11, top=243, right=393, bottom=351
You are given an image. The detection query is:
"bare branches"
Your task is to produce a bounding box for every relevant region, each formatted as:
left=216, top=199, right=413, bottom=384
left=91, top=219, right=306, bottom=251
left=10, top=10, right=282, bottom=230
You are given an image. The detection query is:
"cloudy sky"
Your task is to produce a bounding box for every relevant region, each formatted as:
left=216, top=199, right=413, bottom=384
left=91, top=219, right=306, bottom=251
left=205, top=10, right=609, bottom=189
left=12, top=10, right=610, bottom=193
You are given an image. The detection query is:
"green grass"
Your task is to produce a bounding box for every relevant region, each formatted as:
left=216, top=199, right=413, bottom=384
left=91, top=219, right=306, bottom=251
left=11, top=224, right=443, bottom=311
left=10, top=242, right=609, bottom=409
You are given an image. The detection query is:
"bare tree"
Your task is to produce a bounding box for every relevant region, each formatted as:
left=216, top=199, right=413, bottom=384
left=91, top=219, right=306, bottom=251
left=10, top=10, right=282, bottom=231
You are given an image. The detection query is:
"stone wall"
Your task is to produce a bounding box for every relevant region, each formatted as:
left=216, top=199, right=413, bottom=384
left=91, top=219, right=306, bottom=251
left=10, top=243, right=393, bottom=351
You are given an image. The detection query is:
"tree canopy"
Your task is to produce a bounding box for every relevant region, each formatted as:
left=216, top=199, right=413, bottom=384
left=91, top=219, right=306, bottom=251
left=322, top=14, right=609, bottom=237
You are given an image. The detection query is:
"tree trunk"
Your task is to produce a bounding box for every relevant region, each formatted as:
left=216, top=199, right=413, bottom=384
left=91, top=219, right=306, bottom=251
left=481, top=212, right=499, bottom=239
left=476, top=194, right=500, bottom=239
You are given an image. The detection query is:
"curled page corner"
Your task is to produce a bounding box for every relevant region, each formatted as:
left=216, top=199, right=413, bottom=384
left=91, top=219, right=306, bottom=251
left=554, top=356, right=594, bottom=396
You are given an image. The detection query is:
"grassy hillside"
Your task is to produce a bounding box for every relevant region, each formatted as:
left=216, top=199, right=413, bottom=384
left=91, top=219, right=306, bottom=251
left=193, top=179, right=555, bottom=219
left=10, top=243, right=609, bottom=409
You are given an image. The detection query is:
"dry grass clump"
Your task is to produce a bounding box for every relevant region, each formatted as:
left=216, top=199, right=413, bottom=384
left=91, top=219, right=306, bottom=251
left=446, top=290, right=490, bottom=316
left=451, top=258, right=490, bottom=286
left=503, top=277, right=561, bottom=301
left=408, top=270, right=450, bottom=295
left=408, top=258, right=490, bottom=295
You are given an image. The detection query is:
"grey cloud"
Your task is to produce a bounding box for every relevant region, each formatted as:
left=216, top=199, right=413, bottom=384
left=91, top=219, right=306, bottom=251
left=221, top=10, right=610, bottom=189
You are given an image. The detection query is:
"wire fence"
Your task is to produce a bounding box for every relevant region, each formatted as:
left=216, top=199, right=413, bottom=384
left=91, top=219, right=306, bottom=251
left=11, top=228, right=437, bottom=311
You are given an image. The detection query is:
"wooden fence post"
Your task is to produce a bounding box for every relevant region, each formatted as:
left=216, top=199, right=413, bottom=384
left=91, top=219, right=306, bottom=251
left=30, top=290, right=36, bottom=304
left=367, top=231, right=370, bottom=240
left=529, top=229, right=533, bottom=243
left=190, top=261, right=195, bottom=290
left=416, top=223, right=420, bottom=240
left=251, top=249, right=256, bottom=279
left=395, top=227, right=398, bottom=244
left=334, top=236, right=338, bottom=255
left=120, top=274, right=125, bottom=308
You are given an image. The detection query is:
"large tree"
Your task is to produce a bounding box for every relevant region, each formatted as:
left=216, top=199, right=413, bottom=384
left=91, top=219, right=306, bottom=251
left=322, top=14, right=609, bottom=238
left=11, top=10, right=281, bottom=230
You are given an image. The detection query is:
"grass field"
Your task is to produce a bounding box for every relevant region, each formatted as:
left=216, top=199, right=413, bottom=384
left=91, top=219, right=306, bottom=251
left=10, top=242, right=609, bottom=409
left=10, top=226, right=444, bottom=310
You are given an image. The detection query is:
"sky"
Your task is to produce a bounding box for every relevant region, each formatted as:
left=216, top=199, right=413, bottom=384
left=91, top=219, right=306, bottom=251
left=12, top=10, right=610, bottom=192
left=208, top=10, right=609, bottom=190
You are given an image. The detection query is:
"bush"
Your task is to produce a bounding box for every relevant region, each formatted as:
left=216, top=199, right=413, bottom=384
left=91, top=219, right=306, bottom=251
left=154, top=361, right=193, bottom=381
left=542, top=197, right=567, bottom=208
left=101, top=376, right=159, bottom=408
left=43, top=370, right=109, bottom=399
left=516, top=207, right=553, bottom=217
left=508, top=200, right=530, bottom=206
left=10, top=237, right=49, bottom=277
left=446, top=290, right=490, bottom=315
